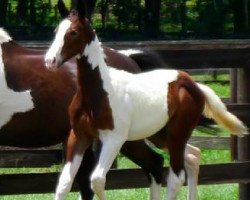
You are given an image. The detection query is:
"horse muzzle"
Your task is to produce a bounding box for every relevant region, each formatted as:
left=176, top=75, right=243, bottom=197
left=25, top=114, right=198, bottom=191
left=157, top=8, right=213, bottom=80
left=44, top=54, right=62, bottom=69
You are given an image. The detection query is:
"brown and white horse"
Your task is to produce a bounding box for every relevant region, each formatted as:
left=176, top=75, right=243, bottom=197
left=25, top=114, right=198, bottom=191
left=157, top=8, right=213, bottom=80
left=45, top=2, right=249, bottom=200
left=0, top=26, right=166, bottom=199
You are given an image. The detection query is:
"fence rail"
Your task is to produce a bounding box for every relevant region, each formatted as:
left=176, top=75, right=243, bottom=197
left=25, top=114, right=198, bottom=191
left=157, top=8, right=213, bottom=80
left=0, top=161, right=250, bottom=195
left=19, top=39, right=250, bottom=69
left=0, top=136, right=230, bottom=169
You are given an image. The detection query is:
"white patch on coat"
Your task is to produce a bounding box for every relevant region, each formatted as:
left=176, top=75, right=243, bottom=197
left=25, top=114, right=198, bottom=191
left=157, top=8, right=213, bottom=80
left=82, top=36, right=179, bottom=140
left=45, top=19, right=72, bottom=68
left=83, top=37, right=106, bottom=70
left=149, top=174, right=161, bottom=200
left=167, top=167, right=185, bottom=200
left=55, top=154, right=83, bottom=200
left=0, top=45, right=34, bottom=129
left=118, top=49, right=143, bottom=56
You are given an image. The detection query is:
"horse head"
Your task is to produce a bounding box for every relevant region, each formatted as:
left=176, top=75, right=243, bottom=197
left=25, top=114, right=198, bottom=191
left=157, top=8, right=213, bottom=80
left=45, top=0, right=94, bottom=68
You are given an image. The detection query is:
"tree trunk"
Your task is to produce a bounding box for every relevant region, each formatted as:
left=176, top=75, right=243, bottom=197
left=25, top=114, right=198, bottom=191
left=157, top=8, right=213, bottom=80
left=144, top=0, right=161, bottom=37
left=0, top=0, right=8, bottom=26
left=180, top=0, right=187, bottom=35
left=16, top=0, right=29, bottom=22
left=85, top=0, right=97, bottom=20
left=101, top=0, right=109, bottom=29
left=71, top=0, right=97, bottom=21
left=137, top=0, right=142, bottom=32
left=231, top=0, right=248, bottom=33
left=29, top=0, right=36, bottom=25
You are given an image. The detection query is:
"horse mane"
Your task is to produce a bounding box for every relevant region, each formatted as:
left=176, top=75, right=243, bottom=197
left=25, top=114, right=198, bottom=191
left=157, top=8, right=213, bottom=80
left=0, top=28, right=12, bottom=44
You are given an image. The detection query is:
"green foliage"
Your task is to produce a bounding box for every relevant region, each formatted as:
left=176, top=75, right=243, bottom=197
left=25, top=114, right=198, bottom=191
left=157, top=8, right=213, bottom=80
left=6, top=0, right=57, bottom=26
left=1, top=0, right=246, bottom=40
left=113, top=0, right=142, bottom=30
left=160, top=0, right=234, bottom=37
left=192, top=0, right=232, bottom=34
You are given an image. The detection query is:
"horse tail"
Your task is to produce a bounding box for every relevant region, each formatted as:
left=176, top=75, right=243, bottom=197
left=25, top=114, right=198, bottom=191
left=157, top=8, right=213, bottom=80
left=197, top=83, right=248, bottom=137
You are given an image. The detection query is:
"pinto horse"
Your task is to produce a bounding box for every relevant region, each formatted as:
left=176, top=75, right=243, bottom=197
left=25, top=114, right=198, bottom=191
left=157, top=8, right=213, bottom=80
left=45, top=2, right=249, bottom=200
left=0, top=27, right=167, bottom=199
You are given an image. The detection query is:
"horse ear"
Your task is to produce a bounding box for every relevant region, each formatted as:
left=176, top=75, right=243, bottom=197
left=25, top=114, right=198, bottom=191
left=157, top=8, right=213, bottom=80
left=57, top=0, right=69, bottom=18
left=76, top=0, right=86, bottom=19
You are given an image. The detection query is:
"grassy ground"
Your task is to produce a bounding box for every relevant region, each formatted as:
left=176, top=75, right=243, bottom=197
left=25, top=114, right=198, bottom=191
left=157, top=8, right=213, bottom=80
left=0, top=73, right=238, bottom=200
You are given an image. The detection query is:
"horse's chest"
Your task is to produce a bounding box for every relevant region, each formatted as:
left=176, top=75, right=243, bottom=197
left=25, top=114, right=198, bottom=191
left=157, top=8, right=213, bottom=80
left=71, top=111, right=98, bottom=137
left=0, top=50, right=34, bottom=129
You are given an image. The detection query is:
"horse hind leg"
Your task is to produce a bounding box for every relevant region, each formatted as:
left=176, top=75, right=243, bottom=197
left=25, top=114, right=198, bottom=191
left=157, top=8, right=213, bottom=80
left=55, top=130, right=92, bottom=200
left=150, top=174, right=162, bottom=200
left=148, top=127, right=186, bottom=200
left=76, top=144, right=97, bottom=200
left=121, top=140, right=164, bottom=200
left=166, top=139, right=186, bottom=200
left=185, top=144, right=201, bottom=200
left=165, top=86, right=203, bottom=200
left=166, top=144, right=201, bottom=200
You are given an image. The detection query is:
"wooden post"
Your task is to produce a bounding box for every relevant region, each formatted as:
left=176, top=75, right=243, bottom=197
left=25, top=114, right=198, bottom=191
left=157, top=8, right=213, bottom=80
left=230, top=69, right=238, bottom=160
left=231, top=69, right=238, bottom=103
left=237, top=68, right=250, bottom=200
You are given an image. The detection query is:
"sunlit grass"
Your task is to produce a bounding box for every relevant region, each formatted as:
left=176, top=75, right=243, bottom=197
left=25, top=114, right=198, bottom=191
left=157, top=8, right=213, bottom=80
left=192, top=73, right=230, bottom=97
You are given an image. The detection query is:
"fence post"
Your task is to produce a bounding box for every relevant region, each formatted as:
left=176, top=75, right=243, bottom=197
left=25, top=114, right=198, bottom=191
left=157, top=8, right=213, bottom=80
left=237, top=68, right=250, bottom=200
left=230, top=69, right=238, bottom=160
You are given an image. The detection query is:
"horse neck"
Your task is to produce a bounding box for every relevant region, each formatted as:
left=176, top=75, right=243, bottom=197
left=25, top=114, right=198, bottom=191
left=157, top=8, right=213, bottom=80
left=79, top=35, right=114, bottom=95
left=75, top=36, right=114, bottom=130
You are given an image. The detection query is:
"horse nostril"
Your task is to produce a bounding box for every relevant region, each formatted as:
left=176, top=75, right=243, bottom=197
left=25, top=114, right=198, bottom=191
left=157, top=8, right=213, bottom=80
left=52, top=57, right=56, bottom=64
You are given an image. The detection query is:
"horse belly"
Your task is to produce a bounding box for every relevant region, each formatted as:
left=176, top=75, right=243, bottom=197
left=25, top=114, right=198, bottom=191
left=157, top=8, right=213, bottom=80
left=128, top=112, right=168, bottom=141
left=127, top=92, right=169, bottom=141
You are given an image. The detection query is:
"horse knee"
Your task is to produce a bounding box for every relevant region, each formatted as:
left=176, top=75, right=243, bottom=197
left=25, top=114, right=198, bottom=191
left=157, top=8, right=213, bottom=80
left=185, top=147, right=201, bottom=173
left=90, top=173, right=106, bottom=194
left=186, top=154, right=200, bottom=171
left=55, top=175, right=74, bottom=200
left=186, top=144, right=201, bottom=161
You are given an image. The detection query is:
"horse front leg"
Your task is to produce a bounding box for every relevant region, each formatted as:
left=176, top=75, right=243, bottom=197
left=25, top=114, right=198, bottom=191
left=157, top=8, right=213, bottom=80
left=55, top=129, right=92, bottom=200
left=90, top=132, right=126, bottom=200
left=76, top=144, right=97, bottom=200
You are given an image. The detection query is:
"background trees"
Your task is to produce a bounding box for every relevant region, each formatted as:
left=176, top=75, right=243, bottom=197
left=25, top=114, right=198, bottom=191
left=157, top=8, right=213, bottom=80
left=1, top=0, right=250, bottom=40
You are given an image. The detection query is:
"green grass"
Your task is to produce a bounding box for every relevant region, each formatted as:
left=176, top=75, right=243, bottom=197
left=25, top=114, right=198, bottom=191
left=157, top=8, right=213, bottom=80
left=0, top=73, right=238, bottom=200
left=193, top=74, right=230, bottom=97
left=0, top=146, right=237, bottom=200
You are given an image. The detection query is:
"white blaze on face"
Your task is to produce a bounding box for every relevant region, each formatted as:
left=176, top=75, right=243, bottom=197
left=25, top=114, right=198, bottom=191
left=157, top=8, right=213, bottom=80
left=0, top=45, right=34, bottom=129
left=45, top=19, right=72, bottom=68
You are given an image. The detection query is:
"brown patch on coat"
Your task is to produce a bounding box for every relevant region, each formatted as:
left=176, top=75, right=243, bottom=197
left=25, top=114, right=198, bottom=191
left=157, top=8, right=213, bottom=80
left=68, top=55, right=114, bottom=138
left=148, top=70, right=206, bottom=174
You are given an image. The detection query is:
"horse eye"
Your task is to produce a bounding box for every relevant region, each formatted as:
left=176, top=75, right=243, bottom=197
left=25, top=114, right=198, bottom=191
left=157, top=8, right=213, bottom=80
left=71, top=31, right=78, bottom=36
